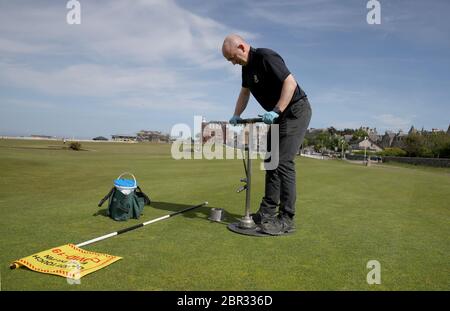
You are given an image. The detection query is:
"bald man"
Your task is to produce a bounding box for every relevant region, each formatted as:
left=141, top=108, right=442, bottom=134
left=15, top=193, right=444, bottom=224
left=222, top=34, right=312, bottom=235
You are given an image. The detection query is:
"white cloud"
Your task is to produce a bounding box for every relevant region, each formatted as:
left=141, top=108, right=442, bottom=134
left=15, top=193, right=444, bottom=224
left=3, top=99, right=57, bottom=110
left=0, top=38, right=55, bottom=54
left=114, top=96, right=225, bottom=113
left=246, top=0, right=450, bottom=48
left=0, top=0, right=233, bottom=67
left=0, top=60, right=232, bottom=116
left=313, top=89, right=367, bottom=107
left=308, top=87, right=421, bottom=132
left=373, top=114, right=415, bottom=131
left=247, top=0, right=362, bottom=30
left=0, top=0, right=254, bottom=115
left=0, top=62, right=178, bottom=97
left=380, top=0, right=450, bottom=47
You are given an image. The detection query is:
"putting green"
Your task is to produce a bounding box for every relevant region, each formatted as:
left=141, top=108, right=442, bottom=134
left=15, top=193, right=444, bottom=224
left=0, top=139, right=449, bottom=290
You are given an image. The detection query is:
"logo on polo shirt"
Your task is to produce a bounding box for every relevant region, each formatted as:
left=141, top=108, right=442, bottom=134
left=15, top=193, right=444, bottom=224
left=253, top=74, right=259, bottom=84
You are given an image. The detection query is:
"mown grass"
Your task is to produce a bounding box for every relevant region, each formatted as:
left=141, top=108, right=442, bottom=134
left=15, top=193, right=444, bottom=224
left=0, top=139, right=449, bottom=290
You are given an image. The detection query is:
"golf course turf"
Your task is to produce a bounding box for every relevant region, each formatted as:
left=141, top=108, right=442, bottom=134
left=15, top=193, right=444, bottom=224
left=0, top=139, right=449, bottom=290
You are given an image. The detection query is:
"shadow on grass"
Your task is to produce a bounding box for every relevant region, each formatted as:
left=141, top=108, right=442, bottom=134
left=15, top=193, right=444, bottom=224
left=93, top=209, right=109, bottom=217
left=94, top=201, right=243, bottom=225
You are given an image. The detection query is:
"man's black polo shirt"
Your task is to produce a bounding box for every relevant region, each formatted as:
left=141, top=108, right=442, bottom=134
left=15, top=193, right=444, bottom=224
left=242, top=47, right=306, bottom=112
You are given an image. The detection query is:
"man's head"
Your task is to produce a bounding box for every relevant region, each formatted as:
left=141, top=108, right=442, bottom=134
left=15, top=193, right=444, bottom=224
left=222, top=34, right=250, bottom=66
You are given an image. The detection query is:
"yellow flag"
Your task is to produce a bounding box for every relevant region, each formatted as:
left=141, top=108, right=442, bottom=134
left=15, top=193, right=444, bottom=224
left=11, top=244, right=122, bottom=279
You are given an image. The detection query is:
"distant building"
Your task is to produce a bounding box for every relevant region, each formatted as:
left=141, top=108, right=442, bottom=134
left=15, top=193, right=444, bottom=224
left=241, top=123, right=268, bottom=151
left=380, top=129, right=407, bottom=149
left=111, top=134, right=137, bottom=142
left=380, top=131, right=396, bottom=148
left=201, top=121, right=268, bottom=151
left=93, top=136, right=108, bottom=141
left=343, top=134, right=353, bottom=143
left=356, top=127, right=381, bottom=143
left=307, top=128, right=327, bottom=134
left=31, top=134, right=55, bottom=139
left=368, top=133, right=381, bottom=143
left=201, top=121, right=230, bottom=144
left=351, top=137, right=383, bottom=152
left=408, top=126, right=417, bottom=135
left=391, top=130, right=407, bottom=149
left=136, top=130, right=169, bottom=143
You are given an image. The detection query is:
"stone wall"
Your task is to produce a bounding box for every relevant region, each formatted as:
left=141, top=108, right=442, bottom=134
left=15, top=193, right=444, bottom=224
left=346, top=154, right=381, bottom=161
left=382, top=156, right=450, bottom=168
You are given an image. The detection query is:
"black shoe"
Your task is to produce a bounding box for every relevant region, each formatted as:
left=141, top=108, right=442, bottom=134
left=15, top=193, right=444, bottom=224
left=260, top=214, right=296, bottom=236
left=251, top=211, right=275, bottom=225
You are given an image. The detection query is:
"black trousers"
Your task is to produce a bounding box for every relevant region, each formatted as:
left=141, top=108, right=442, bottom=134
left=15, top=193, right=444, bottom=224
left=259, top=97, right=312, bottom=217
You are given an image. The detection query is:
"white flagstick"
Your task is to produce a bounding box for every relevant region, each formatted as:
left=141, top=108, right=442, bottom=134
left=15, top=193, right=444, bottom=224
left=76, top=202, right=208, bottom=248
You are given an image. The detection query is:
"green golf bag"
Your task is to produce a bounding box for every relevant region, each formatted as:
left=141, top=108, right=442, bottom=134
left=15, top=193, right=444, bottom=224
left=98, top=186, right=151, bottom=221
left=98, top=173, right=151, bottom=221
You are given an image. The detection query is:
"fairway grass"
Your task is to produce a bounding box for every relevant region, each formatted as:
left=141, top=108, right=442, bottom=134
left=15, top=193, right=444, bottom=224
left=0, top=139, right=449, bottom=290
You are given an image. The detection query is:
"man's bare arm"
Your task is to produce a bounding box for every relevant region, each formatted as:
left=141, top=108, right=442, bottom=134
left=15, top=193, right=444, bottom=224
left=233, top=87, right=250, bottom=116
left=275, top=74, right=297, bottom=113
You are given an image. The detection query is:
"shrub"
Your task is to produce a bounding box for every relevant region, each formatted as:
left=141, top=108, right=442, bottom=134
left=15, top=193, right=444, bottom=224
left=439, top=142, right=450, bottom=158
left=353, top=150, right=380, bottom=156
left=69, top=142, right=82, bottom=151
left=380, top=147, right=407, bottom=157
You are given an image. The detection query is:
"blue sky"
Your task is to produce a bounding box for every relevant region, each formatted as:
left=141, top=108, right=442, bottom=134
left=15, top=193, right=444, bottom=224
left=0, top=0, right=449, bottom=138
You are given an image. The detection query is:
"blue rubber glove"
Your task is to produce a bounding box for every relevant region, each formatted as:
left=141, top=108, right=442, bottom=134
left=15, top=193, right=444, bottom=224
left=229, top=115, right=242, bottom=126
left=262, top=111, right=279, bottom=124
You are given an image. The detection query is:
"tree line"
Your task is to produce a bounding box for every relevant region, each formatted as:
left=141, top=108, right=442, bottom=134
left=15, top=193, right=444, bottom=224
left=304, top=127, right=450, bottom=159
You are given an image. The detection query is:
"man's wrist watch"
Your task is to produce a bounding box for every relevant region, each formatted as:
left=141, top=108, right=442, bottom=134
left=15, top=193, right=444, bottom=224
left=273, top=107, right=282, bottom=115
